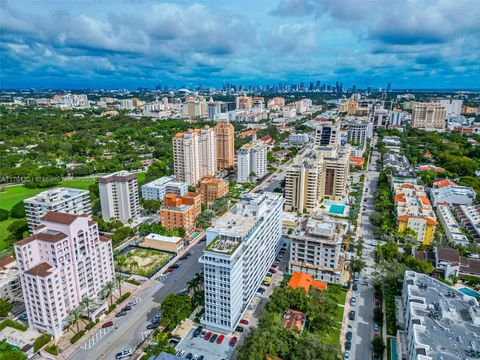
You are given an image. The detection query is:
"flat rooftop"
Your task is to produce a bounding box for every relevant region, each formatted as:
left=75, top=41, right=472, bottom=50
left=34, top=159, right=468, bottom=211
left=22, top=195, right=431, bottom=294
left=205, top=236, right=241, bottom=255
left=25, top=187, right=88, bottom=205
left=404, top=271, right=480, bottom=359
left=291, top=214, right=341, bottom=244
left=145, top=233, right=182, bottom=243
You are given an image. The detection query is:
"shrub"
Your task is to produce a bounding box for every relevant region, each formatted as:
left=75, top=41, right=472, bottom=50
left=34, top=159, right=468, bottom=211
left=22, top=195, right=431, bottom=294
left=10, top=201, right=26, bottom=218
left=106, top=304, right=117, bottom=314
left=0, top=319, right=27, bottom=332
left=115, top=292, right=132, bottom=305
left=0, top=208, right=9, bottom=221
left=125, top=278, right=141, bottom=286
left=70, top=330, right=86, bottom=344
left=85, top=321, right=97, bottom=330
left=33, top=334, right=51, bottom=352
left=44, top=344, right=59, bottom=355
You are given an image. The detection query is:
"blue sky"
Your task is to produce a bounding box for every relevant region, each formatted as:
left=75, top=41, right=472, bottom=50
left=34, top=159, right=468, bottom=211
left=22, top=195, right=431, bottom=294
left=1, top=0, right=479, bottom=89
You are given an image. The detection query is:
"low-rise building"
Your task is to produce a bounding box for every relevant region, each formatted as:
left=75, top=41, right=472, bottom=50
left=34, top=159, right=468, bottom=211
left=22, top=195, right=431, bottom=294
left=24, top=187, right=91, bottom=232
left=394, top=183, right=437, bottom=245
left=160, top=193, right=201, bottom=234
left=436, top=204, right=469, bottom=246
left=142, top=233, right=184, bottom=253
left=398, top=271, right=480, bottom=360
left=287, top=271, right=327, bottom=293
left=196, top=176, right=229, bottom=205
left=141, top=176, right=188, bottom=201
left=431, top=180, right=476, bottom=207
left=0, top=256, right=23, bottom=302
left=288, top=133, right=310, bottom=145
left=288, top=214, right=345, bottom=284
left=454, top=204, right=480, bottom=243
left=283, top=309, right=306, bottom=333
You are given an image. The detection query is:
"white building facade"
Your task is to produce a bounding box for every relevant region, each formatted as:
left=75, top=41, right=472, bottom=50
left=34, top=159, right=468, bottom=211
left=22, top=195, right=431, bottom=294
left=141, top=176, right=188, bottom=201
left=14, top=213, right=114, bottom=338
left=98, top=171, right=140, bottom=224
left=24, top=187, right=91, bottom=232
left=237, top=141, right=268, bottom=183
left=200, top=193, right=284, bottom=333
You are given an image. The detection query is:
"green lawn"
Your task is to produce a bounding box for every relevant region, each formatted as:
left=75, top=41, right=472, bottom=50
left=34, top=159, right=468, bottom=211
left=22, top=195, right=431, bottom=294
left=0, top=218, right=15, bottom=251
left=0, top=186, right=45, bottom=210
left=59, top=177, right=97, bottom=190
left=322, top=327, right=341, bottom=345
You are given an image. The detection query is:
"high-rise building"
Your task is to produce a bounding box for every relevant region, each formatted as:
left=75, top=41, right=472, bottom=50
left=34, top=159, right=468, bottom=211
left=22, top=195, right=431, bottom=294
left=314, top=122, right=340, bottom=146
left=98, top=171, right=140, bottom=224
left=289, top=214, right=345, bottom=283
left=237, top=138, right=268, bottom=183
left=207, top=101, right=222, bottom=120
left=14, top=213, right=114, bottom=338
left=389, top=109, right=404, bottom=126
left=236, top=94, right=252, bottom=110
left=411, top=103, right=446, bottom=130
left=345, top=120, right=371, bottom=147
left=215, top=119, right=235, bottom=170
left=182, top=97, right=207, bottom=118
left=284, top=146, right=350, bottom=212
left=173, top=126, right=217, bottom=185
left=434, top=99, right=463, bottom=115
left=141, top=176, right=188, bottom=201
left=373, top=108, right=390, bottom=128
left=200, top=192, right=284, bottom=333
left=24, top=188, right=91, bottom=232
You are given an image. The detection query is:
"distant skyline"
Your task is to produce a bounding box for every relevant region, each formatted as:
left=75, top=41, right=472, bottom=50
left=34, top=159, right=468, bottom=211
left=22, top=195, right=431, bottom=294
left=1, top=0, right=479, bottom=89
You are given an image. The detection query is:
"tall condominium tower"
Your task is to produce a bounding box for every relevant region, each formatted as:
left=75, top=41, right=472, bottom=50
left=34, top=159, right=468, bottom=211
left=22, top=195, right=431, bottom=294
left=314, top=122, right=340, bottom=146
left=173, top=126, right=217, bottom=185
left=237, top=138, right=268, bottom=183
left=200, top=192, right=284, bottom=333
left=215, top=119, right=235, bottom=170
left=14, top=213, right=114, bottom=338
left=411, top=102, right=446, bottom=130
left=98, top=171, right=140, bottom=224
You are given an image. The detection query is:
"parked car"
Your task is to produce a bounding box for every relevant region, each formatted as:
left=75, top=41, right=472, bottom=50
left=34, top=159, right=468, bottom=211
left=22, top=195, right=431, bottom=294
left=344, top=351, right=350, bottom=359
left=350, top=297, right=357, bottom=306
left=127, top=299, right=137, bottom=306
left=235, top=326, right=244, bottom=332
left=271, top=264, right=279, bottom=269
left=210, top=334, right=218, bottom=343
left=168, top=264, right=179, bottom=269
left=165, top=269, right=174, bottom=273
left=115, top=311, right=127, bottom=318
left=375, top=298, right=380, bottom=306
left=18, top=314, right=28, bottom=321
left=240, top=319, right=249, bottom=325
left=229, top=336, right=238, bottom=347
left=345, top=341, right=351, bottom=350
left=178, top=350, right=186, bottom=357
left=192, top=355, right=199, bottom=360
left=217, top=335, right=225, bottom=344
left=204, top=332, right=212, bottom=341
left=269, top=269, right=277, bottom=274
left=147, top=322, right=160, bottom=330
left=121, top=305, right=132, bottom=312
left=115, top=349, right=133, bottom=359
left=373, top=323, right=380, bottom=332
left=185, top=353, right=193, bottom=360
left=197, top=356, right=204, bottom=360
left=349, top=311, right=355, bottom=321
left=262, top=282, right=271, bottom=287
left=352, top=284, right=358, bottom=291
left=102, top=321, right=113, bottom=328
left=346, top=331, right=353, bottom=340
left=193, top=326, right=203, bottom=337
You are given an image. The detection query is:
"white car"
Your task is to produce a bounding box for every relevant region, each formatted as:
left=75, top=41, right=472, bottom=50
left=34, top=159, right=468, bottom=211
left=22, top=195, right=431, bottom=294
left=178, top=350, right=186, bottom=357
left=115, top=349, right=133, bottom=359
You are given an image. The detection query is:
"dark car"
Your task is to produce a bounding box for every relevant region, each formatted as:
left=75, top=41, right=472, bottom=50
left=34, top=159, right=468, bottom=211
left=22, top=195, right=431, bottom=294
left=168, top=264, right=179, bottom=269
left=193, top=326, right=203, bottom=337
left=179, top=254, right=189, bottom=260
left=209, top=334, right=218, bottom=343
left=198, top=357, right=204, bottom=360
left=115, top=311, right=127, bottom=317
left=349, top=311, right=356, bottom=321
left=352, top=284, right=358, bottom=291
left=235, top=326, right=244, bottom=332
left=346, top=331, right=353, bottom=340
left=345, top=341, right=352, bottom=350
left=121, top=305, right=132, bottom=312
left=147, top=322, right=160, bottom=330
left=186, top=353, right=193, bottom=360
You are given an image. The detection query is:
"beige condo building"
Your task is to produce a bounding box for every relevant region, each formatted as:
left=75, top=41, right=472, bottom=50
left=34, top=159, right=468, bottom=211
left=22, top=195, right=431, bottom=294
left=411, top=102, right=446, bottom=130
left=284, top=145, right=350, bottom=213
left=215, top=119, right=235, bottom=169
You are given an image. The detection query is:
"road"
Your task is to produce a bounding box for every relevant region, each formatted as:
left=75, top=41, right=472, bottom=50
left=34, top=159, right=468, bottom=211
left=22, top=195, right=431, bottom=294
left=68, top=241, right=205, bottom=360
left=349, top=139, right=380, bottom=360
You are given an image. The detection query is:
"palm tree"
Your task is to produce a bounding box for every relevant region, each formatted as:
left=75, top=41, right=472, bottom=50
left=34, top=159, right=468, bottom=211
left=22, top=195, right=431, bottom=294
left=80, top=296, right=95, bottom=321
left=129, top=260, right=139, bottom=274
left=67, top=306, right=83, bottom=333
left=114, top=273, right=124, bottom=297
left=116, top=255, right=127, bottom=273
left=102, top=281, right=116, bottom=306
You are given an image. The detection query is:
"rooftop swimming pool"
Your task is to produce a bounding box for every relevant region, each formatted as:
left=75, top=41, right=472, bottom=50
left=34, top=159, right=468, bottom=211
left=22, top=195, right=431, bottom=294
left=329, top=204, right=346, bottom=214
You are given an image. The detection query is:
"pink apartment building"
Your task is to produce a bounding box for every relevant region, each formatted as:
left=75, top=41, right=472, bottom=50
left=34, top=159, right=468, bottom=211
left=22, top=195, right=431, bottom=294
left=14, top=212, right=114, bottom=338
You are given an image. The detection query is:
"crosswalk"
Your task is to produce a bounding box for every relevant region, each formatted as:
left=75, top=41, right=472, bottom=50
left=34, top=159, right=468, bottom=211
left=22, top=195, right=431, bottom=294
left=139, top=330, right=153, bottom=341
left=81, top=327, right=113, bottom=350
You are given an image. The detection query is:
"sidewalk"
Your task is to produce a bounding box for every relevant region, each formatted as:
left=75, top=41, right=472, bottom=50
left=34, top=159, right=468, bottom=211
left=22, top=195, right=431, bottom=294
left=60, top=231, right=205, bottom=359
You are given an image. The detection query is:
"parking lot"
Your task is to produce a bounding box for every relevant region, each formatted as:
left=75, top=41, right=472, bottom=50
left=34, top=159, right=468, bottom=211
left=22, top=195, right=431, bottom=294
left=175, top=327, right=239, bottom=360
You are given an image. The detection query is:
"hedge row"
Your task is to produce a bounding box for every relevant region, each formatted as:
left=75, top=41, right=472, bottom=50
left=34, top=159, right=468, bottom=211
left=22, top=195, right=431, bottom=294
left=70, top=330, right=86, bottom=344
left=44, top=344, right=59, bottom=355
left=0, top=319, right=27, bottom=332
left=33, top=334, right=51, bottom=352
